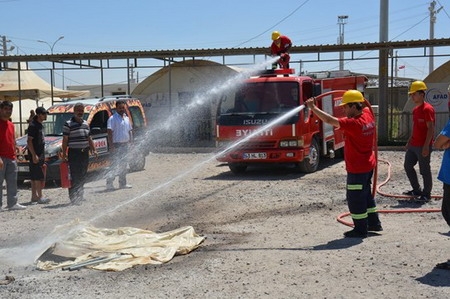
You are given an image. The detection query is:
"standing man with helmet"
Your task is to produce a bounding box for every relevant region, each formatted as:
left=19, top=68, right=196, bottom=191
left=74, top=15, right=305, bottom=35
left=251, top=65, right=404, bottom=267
left=305, top=90, right=382, bottom=238
left=270, top=31, right=292, bottom=69
left=403, top=80, right=435, bottom=203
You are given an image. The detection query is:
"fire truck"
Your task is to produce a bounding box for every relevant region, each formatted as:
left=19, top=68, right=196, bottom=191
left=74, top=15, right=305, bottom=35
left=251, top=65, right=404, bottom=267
left=215, top=69, right=367, bottom=174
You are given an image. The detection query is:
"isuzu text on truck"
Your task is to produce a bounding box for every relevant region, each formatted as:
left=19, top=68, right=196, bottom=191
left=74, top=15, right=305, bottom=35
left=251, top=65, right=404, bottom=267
left=215, top=69, right=367, bottom=174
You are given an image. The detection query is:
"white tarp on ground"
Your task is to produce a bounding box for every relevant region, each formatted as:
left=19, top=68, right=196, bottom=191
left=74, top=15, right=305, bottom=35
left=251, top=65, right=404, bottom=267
left=36, top=225, right=205, bottom=272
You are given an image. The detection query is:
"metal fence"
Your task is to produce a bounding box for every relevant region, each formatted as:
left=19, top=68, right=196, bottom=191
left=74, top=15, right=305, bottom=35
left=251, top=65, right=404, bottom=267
left=382, top=111, right=448, bottom=144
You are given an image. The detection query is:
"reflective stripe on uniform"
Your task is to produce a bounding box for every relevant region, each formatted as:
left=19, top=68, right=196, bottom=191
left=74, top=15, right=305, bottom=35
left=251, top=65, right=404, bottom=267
left=351, top=212, right=368, bottom=220
left=367, top=206, right=378, bottom=214
left=347, top=184, right=363, bottom=191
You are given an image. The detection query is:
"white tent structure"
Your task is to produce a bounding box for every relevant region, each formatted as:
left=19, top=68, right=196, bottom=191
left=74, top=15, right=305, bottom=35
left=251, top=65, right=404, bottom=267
left=0, top=63, right=89, bottom=101
left=132, top=59, right=242, bottom=147
left=0, top=63, right=90, bottom=136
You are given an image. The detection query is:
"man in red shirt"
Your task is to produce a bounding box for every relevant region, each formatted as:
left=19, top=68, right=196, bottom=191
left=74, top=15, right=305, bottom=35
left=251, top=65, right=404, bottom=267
left=270, top=31, right=292, bottom=69
left=305, top=90, right=382, bottom=238
left=403, top=81, right=435, bottom=203
left=0, top=101, right=26, bottom=211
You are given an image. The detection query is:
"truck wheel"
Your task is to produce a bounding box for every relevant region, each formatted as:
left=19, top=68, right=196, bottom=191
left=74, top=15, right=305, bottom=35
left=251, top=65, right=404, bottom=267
left=229, top=163, right=247, bottom=174
left=129, top=154, right=146, bottom=172
left=298, top=139, right=320, bottom=173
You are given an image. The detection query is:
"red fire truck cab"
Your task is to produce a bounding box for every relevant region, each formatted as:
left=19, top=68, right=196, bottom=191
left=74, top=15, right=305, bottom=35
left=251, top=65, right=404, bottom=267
left=215, top=69, right=367, bottom=174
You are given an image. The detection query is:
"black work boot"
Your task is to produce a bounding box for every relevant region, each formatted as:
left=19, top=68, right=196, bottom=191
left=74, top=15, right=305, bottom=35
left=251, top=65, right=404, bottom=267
left=368, top=212, right=383, bottom=232
left=344, top=218, right=368, bottom=238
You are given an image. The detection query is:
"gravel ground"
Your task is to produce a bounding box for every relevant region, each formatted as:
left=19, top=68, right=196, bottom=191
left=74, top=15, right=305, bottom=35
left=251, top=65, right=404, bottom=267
left=0, top=149, right=449, bottom=299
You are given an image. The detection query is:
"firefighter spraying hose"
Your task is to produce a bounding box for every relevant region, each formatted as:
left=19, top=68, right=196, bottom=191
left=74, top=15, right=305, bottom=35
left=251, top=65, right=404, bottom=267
left=270, top=31, right=292, bottom=69
left=306, top=90, right=382, bottom=238
left=312, top=91, right=441, bottom=229
left=307, top=90, right=379, bottom=197
left=312, top=91, right=442, bottom=228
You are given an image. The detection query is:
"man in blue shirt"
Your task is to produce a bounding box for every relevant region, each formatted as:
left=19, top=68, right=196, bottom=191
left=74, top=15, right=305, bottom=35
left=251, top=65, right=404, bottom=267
left=433, top=94, right=450, bottom=270
left=434, top=114, right=450, bottom=226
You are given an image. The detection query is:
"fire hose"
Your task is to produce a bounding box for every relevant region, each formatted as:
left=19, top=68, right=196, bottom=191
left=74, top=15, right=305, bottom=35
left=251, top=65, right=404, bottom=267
left=311, top=90, right=442, bottom=228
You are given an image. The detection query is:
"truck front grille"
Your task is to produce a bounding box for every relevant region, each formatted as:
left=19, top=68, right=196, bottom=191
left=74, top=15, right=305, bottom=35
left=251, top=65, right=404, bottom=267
left=237, top=141, right=277, bottom=149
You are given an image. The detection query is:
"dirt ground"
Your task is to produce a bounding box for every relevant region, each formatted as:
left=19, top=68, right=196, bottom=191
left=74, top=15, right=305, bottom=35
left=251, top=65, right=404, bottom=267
left=1, top=149, right=450, bottom=299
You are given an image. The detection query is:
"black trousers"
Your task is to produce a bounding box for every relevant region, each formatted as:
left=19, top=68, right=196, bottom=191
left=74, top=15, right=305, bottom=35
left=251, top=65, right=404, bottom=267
left=346, top=170, right=381, bottom=233
left=442, top=183, right=450, bottom=227
left=68, top=148, right=89, bottom=203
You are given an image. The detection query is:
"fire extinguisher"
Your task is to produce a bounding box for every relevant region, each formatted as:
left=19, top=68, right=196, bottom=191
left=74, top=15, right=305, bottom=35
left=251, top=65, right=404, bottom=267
left=60, top=161, right=72, bottom=188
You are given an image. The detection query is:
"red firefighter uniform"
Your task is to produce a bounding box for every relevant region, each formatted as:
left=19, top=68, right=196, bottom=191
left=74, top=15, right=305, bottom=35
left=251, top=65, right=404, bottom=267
left=270, top=31, right=292, bottom=69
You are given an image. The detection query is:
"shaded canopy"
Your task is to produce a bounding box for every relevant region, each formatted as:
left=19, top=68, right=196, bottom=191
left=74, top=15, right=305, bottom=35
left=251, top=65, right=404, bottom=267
left=0, top=63, right=89, bottom=101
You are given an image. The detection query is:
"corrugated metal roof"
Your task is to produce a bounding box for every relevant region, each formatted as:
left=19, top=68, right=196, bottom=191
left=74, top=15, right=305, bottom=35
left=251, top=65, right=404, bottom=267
left=1, top=38, right=449, bottom=63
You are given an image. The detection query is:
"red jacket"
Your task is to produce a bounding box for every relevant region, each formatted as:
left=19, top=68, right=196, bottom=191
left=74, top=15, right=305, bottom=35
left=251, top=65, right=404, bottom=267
left=270, top=35, right=292, bottom=55
left=0, top=119, right=16, bottom=160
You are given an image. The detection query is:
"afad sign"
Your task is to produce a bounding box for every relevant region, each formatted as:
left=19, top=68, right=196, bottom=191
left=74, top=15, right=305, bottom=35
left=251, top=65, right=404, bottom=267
left=425, top=83, right=449, bottom=113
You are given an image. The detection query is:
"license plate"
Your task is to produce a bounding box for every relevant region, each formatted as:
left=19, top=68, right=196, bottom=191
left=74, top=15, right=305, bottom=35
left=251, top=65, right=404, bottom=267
left=18, top=166, right=29, bottom=172
left=243, top=152, right=267, bottom=159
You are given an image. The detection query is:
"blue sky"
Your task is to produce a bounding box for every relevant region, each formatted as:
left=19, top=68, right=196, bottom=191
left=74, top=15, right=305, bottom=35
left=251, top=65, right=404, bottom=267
left=1, top=0, right=450, bottom=86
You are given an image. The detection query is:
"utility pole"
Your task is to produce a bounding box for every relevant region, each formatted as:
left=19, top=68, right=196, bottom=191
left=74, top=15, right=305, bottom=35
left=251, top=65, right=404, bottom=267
left=429, top=1, right=443, bottom=74
left=37, top=36, right=64, bottom=103
left=378, top=0, right=389, bottom=144
left=1, top=35, right=15, bottom=69
left=394, top=50, right=398, bottom=78
left=337, top=15, right=348, bottom=71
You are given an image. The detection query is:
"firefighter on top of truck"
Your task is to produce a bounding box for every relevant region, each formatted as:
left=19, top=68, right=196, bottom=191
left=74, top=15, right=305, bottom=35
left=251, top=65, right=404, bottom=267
left=305, top=90, right=382, bottom=238
left=270, top=31, right=292, bottom=69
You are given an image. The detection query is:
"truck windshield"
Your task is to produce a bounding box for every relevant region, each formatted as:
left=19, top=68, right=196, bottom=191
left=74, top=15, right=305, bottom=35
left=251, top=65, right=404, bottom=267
left=43, top=113, right=89, bottom=136
left=219, top=82, right=299, bottom=115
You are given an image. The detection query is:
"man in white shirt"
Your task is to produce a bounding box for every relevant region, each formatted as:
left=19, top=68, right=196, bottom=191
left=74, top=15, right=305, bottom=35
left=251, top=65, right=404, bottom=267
left=106, top=100, right=133, bottom=190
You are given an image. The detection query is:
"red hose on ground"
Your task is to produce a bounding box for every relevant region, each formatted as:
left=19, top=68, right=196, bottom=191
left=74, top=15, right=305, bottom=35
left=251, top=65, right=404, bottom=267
left=376, top=158, right=442, bottom=200
left=337, top=208, right=441, bottom=227
left=338, top=157, right=442, bottom=227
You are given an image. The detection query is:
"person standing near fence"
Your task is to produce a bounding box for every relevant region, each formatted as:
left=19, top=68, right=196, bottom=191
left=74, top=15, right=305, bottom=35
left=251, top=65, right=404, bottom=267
left=403, top=80, right=435, bottom=203
left=61, top=103, right=97, bottom=205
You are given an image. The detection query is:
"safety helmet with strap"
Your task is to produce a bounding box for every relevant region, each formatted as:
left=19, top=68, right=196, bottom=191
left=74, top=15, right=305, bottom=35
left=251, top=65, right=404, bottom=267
left=272, top=31, right=281, bottom=41
left=339, top=90, right=364, bottom=106
left=408, top=80, right=427, bottom=95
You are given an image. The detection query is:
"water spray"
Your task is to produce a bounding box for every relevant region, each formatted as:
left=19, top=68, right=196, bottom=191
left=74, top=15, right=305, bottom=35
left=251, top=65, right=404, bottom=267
left=0, top=56, right=286, bottom=267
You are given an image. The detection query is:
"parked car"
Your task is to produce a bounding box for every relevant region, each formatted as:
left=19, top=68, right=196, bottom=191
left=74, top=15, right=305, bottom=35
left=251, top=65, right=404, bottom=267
left=16, top=96, right=148, bottom=185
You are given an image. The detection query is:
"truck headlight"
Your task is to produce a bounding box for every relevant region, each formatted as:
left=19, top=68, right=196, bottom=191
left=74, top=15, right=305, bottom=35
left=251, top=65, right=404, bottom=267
left=280, top=140, right=299, bottom=147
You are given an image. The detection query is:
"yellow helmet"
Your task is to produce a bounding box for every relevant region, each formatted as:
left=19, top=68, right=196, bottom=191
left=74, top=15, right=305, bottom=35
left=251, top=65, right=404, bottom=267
left=408, top=80, right=427, bottom=95
left=271, top=31, right=281, bottom=41
left=340, top=90, right=364, bottom=106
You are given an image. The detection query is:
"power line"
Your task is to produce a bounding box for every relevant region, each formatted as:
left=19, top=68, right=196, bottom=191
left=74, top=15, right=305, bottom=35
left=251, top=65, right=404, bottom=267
left=436, top=0, right=449, bottom=19
left=234, top=0, right=310, bottom=47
